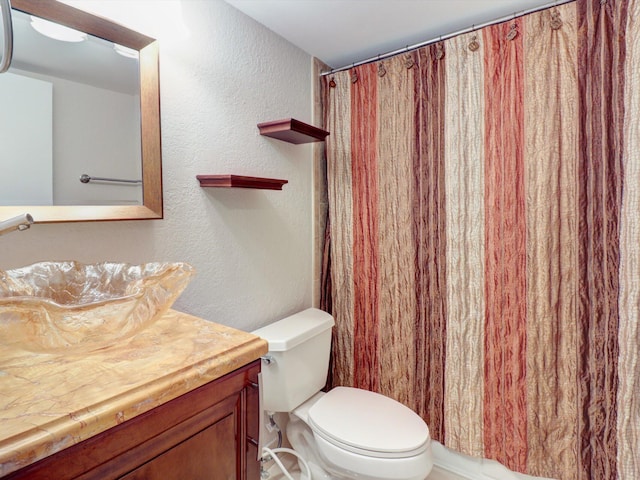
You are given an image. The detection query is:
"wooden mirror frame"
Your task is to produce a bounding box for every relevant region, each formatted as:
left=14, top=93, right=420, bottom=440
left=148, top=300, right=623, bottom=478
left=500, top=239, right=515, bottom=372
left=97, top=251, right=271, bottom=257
left=0, top=0, right=162, bottom=223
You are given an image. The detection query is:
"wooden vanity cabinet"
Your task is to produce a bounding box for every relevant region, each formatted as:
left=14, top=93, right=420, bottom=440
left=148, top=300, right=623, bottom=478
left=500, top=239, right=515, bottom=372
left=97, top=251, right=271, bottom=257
left=5, top=360, right=262, bottom=480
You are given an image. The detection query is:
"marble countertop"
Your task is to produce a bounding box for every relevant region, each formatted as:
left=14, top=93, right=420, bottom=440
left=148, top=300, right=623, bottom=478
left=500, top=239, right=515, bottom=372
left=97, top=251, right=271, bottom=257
left=0, top=309, right=268, bottom=476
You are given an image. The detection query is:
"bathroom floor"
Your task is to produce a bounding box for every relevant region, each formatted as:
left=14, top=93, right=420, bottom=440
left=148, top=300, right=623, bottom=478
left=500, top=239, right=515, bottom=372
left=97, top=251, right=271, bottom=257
left=262, top=439, right=551, bottom=480
left=265, top=465, right=469, bottom=480
left=428, top=467, right=471, bottom=480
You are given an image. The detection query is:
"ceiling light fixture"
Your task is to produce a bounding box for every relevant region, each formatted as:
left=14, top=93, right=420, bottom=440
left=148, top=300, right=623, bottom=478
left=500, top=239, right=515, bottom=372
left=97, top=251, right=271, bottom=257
left=113, top=44, right=138, bottom=59
left=30, top=16, right=87, bottom=42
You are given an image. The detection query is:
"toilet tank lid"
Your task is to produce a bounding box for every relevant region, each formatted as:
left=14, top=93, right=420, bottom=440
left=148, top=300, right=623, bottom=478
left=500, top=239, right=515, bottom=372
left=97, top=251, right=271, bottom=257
left=252, top=308, right=335, bottom=351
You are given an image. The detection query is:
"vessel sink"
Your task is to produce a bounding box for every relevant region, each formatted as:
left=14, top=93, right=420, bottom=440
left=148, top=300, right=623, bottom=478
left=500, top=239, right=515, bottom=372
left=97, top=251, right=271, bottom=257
left=0, top=261, right=195, bottom=353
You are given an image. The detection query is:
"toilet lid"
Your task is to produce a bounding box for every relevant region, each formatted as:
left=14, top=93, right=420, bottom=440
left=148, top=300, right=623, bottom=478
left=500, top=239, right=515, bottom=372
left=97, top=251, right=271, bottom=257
left=307, top=387, right=430, bottom=458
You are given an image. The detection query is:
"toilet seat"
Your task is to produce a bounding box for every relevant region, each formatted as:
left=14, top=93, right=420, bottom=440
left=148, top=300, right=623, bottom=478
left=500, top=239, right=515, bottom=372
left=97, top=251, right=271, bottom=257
left=307, top=387, right=430, bottom=459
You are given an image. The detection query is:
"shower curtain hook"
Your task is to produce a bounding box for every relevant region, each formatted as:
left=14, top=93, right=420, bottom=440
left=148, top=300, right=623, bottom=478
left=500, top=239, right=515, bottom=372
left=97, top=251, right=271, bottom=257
left=550, top=4, right=563, bottom=30
left=377, top=55, right=387, bottom=77
left=469, top=22, right=480, bottom=51
left=404, top=46, right=414, bottom=69
left=506, top=13, right=519, bottom=40
left=328, top=71, right=336, bottom=88
left=435, top=36, right=445, bottom=59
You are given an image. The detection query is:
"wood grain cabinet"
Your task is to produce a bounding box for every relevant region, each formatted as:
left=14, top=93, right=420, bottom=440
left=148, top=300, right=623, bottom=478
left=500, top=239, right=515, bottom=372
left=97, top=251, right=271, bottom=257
left=5, top=360, right=262, bottom=480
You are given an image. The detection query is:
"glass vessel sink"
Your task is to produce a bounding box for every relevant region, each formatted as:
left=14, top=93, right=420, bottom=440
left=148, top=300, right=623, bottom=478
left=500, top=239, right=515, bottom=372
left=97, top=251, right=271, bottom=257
left=0, top=261, right=195, bottom=353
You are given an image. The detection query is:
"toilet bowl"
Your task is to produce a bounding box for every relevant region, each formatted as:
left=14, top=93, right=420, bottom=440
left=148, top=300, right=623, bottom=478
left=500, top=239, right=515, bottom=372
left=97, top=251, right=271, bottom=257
left=289, top=387, right=432, bottom=480
left=253, top=308, right=433, bottom=480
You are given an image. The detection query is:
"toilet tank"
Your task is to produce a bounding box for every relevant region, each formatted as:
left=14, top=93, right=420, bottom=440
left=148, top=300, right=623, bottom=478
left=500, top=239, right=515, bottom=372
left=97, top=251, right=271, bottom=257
left=253, top=308, right=334, bottom=413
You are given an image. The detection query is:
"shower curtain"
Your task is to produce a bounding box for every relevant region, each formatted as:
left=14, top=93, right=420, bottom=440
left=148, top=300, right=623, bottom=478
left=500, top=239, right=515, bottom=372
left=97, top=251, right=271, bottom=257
left=321, top=1, right=639, bottom=479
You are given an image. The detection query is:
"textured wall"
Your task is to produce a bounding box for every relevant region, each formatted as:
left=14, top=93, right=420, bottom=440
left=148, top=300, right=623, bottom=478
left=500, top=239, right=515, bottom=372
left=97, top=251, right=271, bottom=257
left=0, top=0, right=314, bottom=332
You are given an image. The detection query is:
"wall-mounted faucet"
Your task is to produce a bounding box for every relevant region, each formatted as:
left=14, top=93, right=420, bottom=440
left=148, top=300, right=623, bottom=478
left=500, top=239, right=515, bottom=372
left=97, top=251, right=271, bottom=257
left=0, top=213, right=34, bottom=236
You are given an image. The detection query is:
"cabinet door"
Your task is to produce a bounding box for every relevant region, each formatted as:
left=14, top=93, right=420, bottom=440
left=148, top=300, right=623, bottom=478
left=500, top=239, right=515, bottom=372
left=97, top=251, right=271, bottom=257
left=246, top=380, right=261, bottom=480
left=6, top=361, right=261, bottom=480
left=120, top=414, right=236, bottom=480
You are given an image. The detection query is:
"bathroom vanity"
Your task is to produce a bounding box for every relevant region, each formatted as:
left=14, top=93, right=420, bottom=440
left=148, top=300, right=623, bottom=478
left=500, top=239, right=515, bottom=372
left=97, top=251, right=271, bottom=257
left=0, top=310, right=268, bottom=479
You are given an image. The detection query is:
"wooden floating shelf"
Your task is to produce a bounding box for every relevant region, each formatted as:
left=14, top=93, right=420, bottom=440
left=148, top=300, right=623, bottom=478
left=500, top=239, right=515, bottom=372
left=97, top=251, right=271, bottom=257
left=257, top=118, right=329, bottom=144
left=196, top=175, right=288, bottom=190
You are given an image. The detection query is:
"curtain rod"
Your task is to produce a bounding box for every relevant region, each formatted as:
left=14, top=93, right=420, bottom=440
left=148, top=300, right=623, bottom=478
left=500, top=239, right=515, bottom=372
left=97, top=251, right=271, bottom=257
left=320, top=0, right=575, bottom=76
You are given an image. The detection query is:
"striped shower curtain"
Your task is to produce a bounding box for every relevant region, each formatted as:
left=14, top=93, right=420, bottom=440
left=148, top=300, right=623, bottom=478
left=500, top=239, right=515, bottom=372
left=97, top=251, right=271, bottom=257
left=321, top=1, right=639, bottom=479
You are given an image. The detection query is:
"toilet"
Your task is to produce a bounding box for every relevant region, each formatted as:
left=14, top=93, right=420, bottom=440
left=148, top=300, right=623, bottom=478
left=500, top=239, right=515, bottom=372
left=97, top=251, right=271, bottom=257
left=253, top=308, right=433, bottom=480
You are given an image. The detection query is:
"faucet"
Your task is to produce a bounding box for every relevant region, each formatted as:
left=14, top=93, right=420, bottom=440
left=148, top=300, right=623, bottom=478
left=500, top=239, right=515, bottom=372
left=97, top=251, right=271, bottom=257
left=0, top=214, right=34, bottom=236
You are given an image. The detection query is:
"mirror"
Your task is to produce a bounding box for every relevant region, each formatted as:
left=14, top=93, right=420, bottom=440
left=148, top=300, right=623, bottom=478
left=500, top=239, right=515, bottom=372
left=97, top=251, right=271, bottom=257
left=0, top=0, right=162, bottom=223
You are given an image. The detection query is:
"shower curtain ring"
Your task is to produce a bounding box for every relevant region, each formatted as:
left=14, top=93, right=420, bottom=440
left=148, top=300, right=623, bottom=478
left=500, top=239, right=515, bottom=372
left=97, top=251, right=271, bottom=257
left=436, top=37, right=445, bottom=59
left=404, top=48, right=414, bottom=69
left=377, top=56, right=387, bottom=77
left=507, top=14, right=519, bottom=40
left=350, top=64, right=358, bottom=83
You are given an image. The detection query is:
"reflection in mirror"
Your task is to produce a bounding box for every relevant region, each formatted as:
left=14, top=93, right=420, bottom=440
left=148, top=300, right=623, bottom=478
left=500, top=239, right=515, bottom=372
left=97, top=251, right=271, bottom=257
left=0, top=0, right=162, bottom=223
left=3, top=9, right=141, bottom=207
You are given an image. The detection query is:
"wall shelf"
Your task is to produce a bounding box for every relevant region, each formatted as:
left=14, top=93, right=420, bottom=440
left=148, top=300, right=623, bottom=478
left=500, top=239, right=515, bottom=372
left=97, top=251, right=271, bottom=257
left=257, top=118, right=329, bottom=144
left=196, top=175, right=288, bottom=190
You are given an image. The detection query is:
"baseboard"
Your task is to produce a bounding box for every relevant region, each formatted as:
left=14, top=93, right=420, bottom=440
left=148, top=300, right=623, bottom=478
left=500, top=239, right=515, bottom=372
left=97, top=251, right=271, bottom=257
left=431, top=441, right=557, bottom=480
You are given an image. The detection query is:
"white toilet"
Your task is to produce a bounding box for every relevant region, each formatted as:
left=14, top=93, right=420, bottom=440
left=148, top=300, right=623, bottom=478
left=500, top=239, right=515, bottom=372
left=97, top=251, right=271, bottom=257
left=253, top=308, right=433, bottom=480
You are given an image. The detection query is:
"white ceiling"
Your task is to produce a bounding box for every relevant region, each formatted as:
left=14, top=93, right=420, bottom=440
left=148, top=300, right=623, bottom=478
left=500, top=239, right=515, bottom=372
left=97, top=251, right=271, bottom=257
left=225, top=0, right=560, bottom=69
